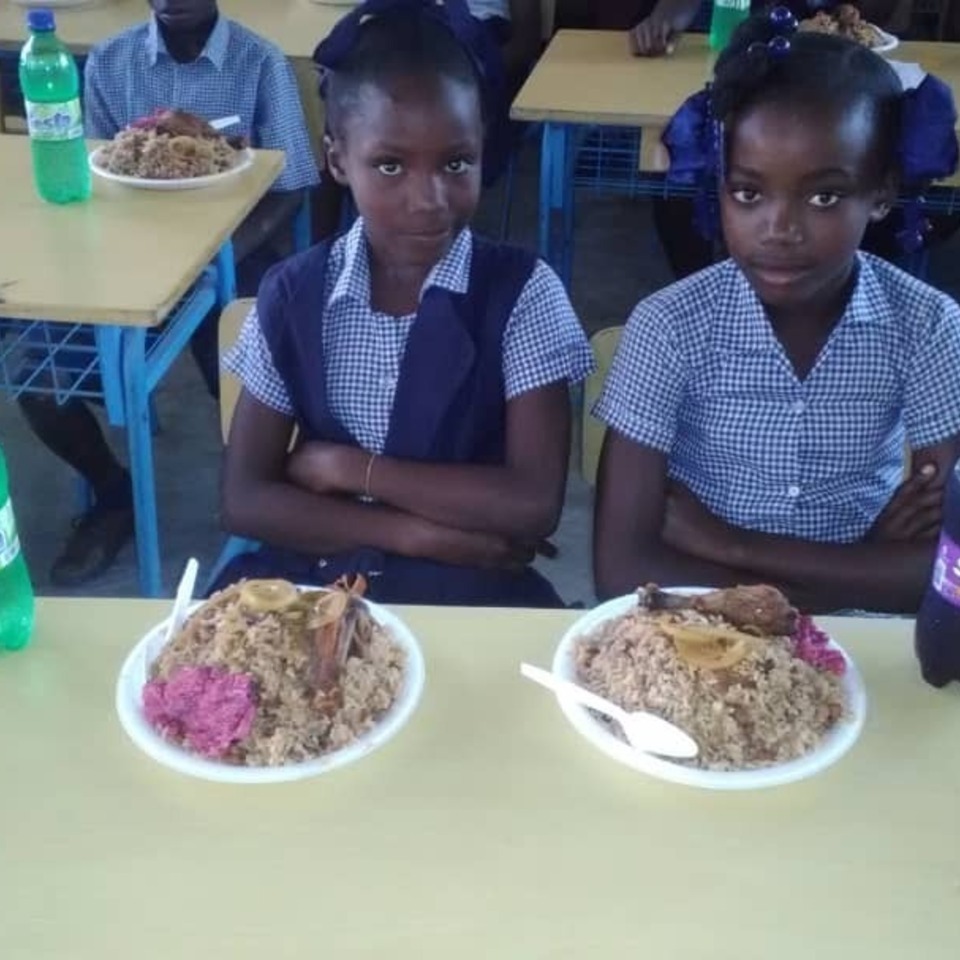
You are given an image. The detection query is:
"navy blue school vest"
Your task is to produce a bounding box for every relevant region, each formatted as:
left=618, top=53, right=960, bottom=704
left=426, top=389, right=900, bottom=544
left=215, top=233, right=566, bottom=608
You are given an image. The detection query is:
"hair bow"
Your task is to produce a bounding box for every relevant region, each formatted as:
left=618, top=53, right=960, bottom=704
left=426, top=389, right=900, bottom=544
left=662, top=88, right=722, bottom=239
left=896, top=74, right=959, bottom=252
left=313, top=0, right=490, bottom=85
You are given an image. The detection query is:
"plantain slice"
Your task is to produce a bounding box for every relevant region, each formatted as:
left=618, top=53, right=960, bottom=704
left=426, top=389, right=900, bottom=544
left=673, top=635, right=749, bottom=670
left=239, top=579, right=300, bottom=614
left=658, top=621, right=755, bottom=670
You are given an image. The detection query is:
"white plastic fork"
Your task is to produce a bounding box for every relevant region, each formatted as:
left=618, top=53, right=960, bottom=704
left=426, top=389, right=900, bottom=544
left=210, top=115, right=241, bottom=131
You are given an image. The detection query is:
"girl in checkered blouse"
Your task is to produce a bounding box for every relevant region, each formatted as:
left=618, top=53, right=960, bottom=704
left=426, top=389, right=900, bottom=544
left=217, top=0, right=593, bottom=606
left=594, top=9, right=960, bottom=613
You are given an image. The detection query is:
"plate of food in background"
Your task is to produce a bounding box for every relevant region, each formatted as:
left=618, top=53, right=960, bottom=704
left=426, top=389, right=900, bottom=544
left=800, top=5, right=898, bottom=53
left=115, top=576, right=426, bottom=783
left=547, top=585, right=866, bottom=790
left=90, top=109, right=254, bottom=191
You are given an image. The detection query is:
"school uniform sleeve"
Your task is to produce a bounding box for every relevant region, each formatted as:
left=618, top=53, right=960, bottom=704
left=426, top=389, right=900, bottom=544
left=222, top=305, right=295, bottom=416
left=903, top=296, right=960, bottom=448
left=501, top=261, right=594, bottom=399
left=592, top=295, right=688, bottom=453
left=82, top=48, right=122, bottom=140
left=253, top=51, right=319, bottom=193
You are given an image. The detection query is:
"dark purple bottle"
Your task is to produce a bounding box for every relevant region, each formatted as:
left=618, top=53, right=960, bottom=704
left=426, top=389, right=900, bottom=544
left=915, top=459, right=960, bottom=687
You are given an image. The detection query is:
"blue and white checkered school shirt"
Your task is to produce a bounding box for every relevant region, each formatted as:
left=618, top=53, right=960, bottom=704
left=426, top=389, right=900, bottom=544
left=83, top=15, right=318, bottom=192
left=595, top=253, right=960, bottom=543
left=226, top=218, right=595, bottom=453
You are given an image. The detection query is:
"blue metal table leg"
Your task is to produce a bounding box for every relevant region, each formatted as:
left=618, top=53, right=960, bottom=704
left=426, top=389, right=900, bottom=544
left=538, top=122, right=575, bottom=288
left=121, top=327, right=163, bottom=597
left=560, top=124, right=576, bottom=289
left=214, top=240, right=237, bottom=309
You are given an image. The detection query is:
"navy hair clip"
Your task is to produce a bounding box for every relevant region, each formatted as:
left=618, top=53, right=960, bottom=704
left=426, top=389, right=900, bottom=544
left=748, top=6, right=798, bottom=58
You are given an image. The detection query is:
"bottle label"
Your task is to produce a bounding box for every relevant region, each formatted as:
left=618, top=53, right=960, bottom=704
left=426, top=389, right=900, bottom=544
left=714, top=0, right=751, bottom=10
left=0, top=498, right=21, bottom=571
left=24, top=98, right=83, bottom=142
left=931, top=531, right=960, bottom=610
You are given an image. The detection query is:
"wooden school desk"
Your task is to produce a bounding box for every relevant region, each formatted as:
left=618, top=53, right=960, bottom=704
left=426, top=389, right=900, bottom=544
left=0, top=137, right=283, bottom=597
left=0, top=0, right=349, bottom=56
left=0, top=597, right=957, bottom=959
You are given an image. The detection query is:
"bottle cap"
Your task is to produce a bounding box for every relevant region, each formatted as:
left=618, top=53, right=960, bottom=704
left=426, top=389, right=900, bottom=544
left=26, top=9, right=56, bottom=33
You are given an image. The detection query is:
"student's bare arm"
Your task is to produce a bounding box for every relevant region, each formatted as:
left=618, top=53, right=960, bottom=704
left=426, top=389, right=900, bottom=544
left=288, top=383, right=572, bottom=541
left=222, top=391, right=535, bottom=570
left=662, top=437, right=960, bottom=613
left=630, top=0, right=701, bottom=56
left=592, top=431, right=757, bottom=599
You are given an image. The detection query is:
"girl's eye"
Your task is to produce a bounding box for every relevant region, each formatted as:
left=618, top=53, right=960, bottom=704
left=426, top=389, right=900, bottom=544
left=445, top=157, right=474, bottom=175
left=730, top=187, right=761, bottom=205
left=376, top=162, right=402, bottom=177
left=809, top=192, right=841, bottom=208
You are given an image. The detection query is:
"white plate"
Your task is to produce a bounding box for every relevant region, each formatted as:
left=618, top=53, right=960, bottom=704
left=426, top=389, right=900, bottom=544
left=550, top=589, right=867, bottom=791
left=89, top=146, right=254, bottom=192
left=115, top=592, right=426, bottom=784
left=871, top=26, right=899, bottom=54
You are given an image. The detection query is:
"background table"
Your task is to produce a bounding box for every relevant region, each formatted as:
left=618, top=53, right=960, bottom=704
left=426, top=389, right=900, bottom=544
left=0, top=137, right=283, bottom=597
left=0, top=1, right=351, bottom=163
left=1, top=598, right=957, bottom=959
left=513, top=30, right=960, bottom=282
left=0, top=0, right=349, bottom=56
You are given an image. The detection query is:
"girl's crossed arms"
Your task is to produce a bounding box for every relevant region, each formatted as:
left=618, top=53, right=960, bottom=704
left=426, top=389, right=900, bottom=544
left=594, top=10, right=960, bottom=613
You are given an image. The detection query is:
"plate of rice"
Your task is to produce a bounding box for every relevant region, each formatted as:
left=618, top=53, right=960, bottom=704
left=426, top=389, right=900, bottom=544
left=115, top=576, right=425, bottom=783
left=799, top=7, right=898, bottom=53
left=550, top=585, right=866, bottom=790
left=90, top=109, right=254, bottom=191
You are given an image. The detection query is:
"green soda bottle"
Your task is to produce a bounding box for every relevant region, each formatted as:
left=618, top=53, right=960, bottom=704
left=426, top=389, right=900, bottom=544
left=709, top=0, right=751, bottom=51
left=0, top=445, right=35, bottom=652
left=19, top=8, right=91, bottom=205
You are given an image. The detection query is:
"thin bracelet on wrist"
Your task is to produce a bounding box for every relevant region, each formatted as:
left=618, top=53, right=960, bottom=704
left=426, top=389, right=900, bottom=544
left=363, top=452, right=377, bottom=499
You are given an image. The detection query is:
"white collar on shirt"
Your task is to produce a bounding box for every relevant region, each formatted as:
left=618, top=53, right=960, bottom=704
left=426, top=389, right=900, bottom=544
left=328, top=217, right=473, bottom=309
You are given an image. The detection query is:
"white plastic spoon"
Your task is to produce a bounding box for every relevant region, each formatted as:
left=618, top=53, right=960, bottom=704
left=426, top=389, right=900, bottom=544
left=520, top=663, right=699, bottom=760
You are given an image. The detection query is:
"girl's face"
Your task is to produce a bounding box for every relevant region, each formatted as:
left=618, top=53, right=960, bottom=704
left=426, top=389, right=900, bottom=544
left=326, top=73, right=483, bottom=272
left=720, top=99, right=892, bottom=316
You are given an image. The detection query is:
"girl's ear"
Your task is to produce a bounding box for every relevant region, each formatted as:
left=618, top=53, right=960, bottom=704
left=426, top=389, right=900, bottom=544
left=324, top=134, right=350, bottom=187
left=869, top=174, right=897, bottom=222
left=870, top=198, right=892, bottom=222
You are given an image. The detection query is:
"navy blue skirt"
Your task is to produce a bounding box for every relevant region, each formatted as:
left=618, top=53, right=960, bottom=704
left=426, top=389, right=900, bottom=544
left=209, top=545, right=566, bottom=608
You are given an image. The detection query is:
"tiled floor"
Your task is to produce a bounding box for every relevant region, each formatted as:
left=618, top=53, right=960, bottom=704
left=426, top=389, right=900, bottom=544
left=4, top=139, right=959, bottom=604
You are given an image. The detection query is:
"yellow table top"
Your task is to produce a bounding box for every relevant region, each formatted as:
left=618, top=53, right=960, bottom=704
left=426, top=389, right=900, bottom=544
left=0, top=0, right=350, bottom=57
left=0, top=136, right=283, bottom=326
left=1, top=597, right=958, bottom=960
left=512, top=30, right=960, bottom=128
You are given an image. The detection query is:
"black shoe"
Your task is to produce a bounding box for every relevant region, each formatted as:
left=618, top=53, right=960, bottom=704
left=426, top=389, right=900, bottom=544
left=50, top=506, right=135, bottom=586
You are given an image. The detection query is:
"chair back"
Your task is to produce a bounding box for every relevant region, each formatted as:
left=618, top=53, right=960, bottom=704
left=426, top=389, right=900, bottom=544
left=218, top=298, right=256, bottom=443
left=581, top=325, right=622, bottom=486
